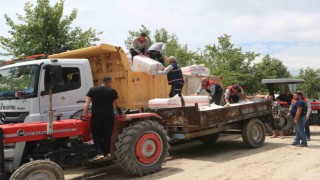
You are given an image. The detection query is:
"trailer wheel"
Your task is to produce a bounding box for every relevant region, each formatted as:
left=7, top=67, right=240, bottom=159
left=115, top=120, right=170, bottom=176
left=199, top=133, right=219, bottom=144
left=9, top=160, right=64, bottom=180
left=242, top=118, right=265, bottom=148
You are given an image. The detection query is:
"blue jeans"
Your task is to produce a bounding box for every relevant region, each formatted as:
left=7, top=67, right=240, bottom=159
left=294, top=116, right=307, bottom=145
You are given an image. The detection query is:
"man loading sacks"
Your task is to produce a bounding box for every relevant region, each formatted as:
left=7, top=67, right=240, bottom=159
left=130, top=32, right=150, bottom=61
left=224, top=85, right=244, bottom=106
left=152, top=56, right=185, bottom=106
left=194, top=77, right=223, bottom=105
left=148, top=42, right=167, bottom=65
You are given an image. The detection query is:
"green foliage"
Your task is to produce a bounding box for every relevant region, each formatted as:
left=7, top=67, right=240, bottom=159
left=201, top=34, right=260, bottom=93
left=253, top=55, right=291, bottom=93
left=0, top=0, right=102, bottom=57
left=126, top=28, right=293, bottom=94
left=297, top=68, right=320, bottom=98
left=125, top=25, right=197, bottom=66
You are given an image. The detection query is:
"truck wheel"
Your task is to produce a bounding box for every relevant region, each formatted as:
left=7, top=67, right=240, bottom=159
left=9, top=160, right=64, bottom=180
left=199, top=133, right=219, bottom=144
left=242, top=118, right=265, bottom=148
left=115, top=120, right=170, bottom=176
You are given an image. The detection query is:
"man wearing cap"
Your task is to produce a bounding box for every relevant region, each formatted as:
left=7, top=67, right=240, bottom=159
left=224, top=85, right=244, bottom=105
left=130, top=32, right=150, bottom=61
left=153, top=56, right=185, bottom=106
left=83, top=76, right=122, bottom=161
left=194, top=77, right=223, bottom=105
left=148, top=42, right=167, bottom=65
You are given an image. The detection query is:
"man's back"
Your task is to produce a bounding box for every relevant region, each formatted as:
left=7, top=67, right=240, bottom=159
left=87, top=86, right=118, bottom=114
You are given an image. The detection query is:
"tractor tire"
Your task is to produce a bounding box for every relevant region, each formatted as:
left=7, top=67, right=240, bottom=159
left=279, top=112, right=294, bottom=135
left=242, top=118, right=265, bottom=148
left=199, top=133, right=219, bottom=144
left=9, top=160, right=64, bottom=180
left=115, top=120, right=170, bottom=176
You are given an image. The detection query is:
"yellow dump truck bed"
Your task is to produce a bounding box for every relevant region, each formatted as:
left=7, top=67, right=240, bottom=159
left=49, top=44, right=222, bottom=109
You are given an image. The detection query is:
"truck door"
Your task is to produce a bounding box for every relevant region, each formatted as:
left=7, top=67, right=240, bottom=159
left=39, top=65, right=87, bottom=120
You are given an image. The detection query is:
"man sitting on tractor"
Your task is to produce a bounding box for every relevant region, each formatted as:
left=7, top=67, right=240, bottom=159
left=276, top=89, right=293, bottom=105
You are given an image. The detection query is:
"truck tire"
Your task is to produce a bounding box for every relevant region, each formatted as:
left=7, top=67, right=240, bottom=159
left=242, top=118, right=265, bottom=148
left=115, top=120, right=170, bottom=176
left=9, top=160, right=64, bottom=180
left=199, top=133, right=219, bottom=144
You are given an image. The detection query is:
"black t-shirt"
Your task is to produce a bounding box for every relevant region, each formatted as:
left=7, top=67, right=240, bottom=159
left=277, top=94, right=293, bottom=105
left=86, top=86, right=118, bottom=115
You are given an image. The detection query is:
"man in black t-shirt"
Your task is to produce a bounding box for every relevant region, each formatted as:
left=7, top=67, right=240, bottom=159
left=83, top=76, right=122, bottom=161
left=276, top=89, right=293, bottom=105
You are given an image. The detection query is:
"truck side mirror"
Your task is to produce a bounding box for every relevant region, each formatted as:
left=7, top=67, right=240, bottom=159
left=42, top=65, right=62, bottom=94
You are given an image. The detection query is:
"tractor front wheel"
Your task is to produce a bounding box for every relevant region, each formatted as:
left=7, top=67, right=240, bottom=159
left=9, top=160, right=64, bottom=180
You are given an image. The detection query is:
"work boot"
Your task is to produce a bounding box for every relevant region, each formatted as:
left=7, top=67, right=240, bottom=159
left=291, top=141, right=299, bottom=146
left=296, top=144, right=308, bottom=147
left=92, top=154, right=105, bottom=161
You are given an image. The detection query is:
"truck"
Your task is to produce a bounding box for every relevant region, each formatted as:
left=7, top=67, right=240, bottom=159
left=0, top=44, right=272, bottom=179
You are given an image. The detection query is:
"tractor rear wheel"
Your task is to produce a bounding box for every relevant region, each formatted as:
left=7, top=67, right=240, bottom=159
left=9, top=160, right=64, bottom=180
left=115, top=120, right=170, bottom=176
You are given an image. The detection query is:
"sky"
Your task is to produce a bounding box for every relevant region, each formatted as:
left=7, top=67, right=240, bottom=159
left=0, top=0, right=319, bottom=75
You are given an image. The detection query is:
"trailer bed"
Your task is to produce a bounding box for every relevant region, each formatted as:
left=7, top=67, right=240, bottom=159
left=151, top=99, right=272, bottom=140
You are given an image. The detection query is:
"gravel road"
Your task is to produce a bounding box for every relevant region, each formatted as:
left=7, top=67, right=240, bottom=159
left=65, top=126, right=320, bottom=180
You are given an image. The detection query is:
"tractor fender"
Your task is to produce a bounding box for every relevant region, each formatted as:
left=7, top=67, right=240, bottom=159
left=117, top=113, right=162, bottom=122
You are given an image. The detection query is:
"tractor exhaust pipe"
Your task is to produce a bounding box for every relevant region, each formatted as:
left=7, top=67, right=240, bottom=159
left=47, top=87, right=54, bottom=136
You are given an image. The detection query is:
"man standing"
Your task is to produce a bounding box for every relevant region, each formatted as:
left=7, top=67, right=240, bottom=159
left=289, top=91, right=312, bottom=141
left=83, top=76, right=122, bottom=160
left=148, top=42, right=167, bottom=65
left=267, top=95, right=285, bottom=139
left=194, top=77, right=223, bottom=105
left=154, top=56, right=185, bottom=106
left=224, top=85, right=244, bottom=105
left=291, top=91, right=308, bottom=147
left=130, top=32, right=150, bottom=61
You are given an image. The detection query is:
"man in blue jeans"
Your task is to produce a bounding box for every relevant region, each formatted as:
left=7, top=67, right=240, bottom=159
left=291, top=91, right=308, bottom=147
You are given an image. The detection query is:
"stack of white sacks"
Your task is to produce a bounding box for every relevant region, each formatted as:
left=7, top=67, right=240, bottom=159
left=148, top=94, right=210, bottom=109
left=127, top=55, right=164, bottom=75
left=181, top=64, right=210, bottom=76
left=126, top=54, right=214, bottom=109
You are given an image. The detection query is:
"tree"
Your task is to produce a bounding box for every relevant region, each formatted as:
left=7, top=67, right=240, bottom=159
left=125, top=25, right=197, bottom=66
left=0, top=0, right=102, bottom=57
left=201, top=34, right=259, bottom=93
left=297, top=68, right=320, bottom=98
left=253, top=55, right=291, bottom=93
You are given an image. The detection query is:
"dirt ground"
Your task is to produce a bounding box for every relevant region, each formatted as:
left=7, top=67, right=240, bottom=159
left=64, top=126, right=320, bottom=180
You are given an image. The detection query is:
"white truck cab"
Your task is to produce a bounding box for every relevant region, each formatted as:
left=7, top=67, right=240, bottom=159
left=0, top=58, right=93, bottom=125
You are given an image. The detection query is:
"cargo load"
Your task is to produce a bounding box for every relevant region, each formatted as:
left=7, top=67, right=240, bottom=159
left=127, top=55, right=164, bottom=74
left=148, top=95, right=210, bottom=109
left=181, top=64, right=210, bottom=77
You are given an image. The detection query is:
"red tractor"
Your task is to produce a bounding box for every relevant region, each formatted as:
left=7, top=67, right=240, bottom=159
left=261, top=78, right=320, bottom=135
